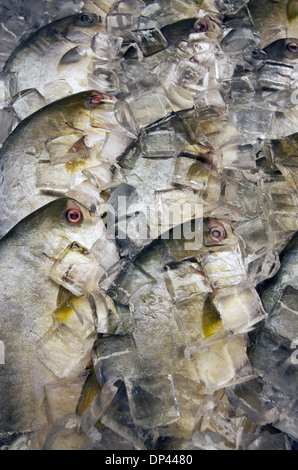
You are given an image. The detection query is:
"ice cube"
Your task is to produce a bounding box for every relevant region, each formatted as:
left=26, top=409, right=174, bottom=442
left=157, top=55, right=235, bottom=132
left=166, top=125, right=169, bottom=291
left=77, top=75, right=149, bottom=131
left=134, top=28, right=168, bottom=56
left=106, top=13, right=135, bottom=32
left=92, top=334, right=142, bottom=387
left=172, top=151, right=213, bottom=191
left=124, top=375, right=179, bottom=428
left=43, top=80, right=73, bottom=104
left=91, top=32, right=123, bottom=60
left=164, top=259, right=212, bottom=305
left=220, top=144, right=257, bottom=170
left=198, top=244, right=247, bottom=289
left=221, top=171, right=261, bottom=219
left=42, top=413, right=87, bottom=451
left=49, top=242, right=100, bottom=297
left=226, top=377, right=279, bottom=426
left=11, top=89, right=46, bottom=120
left=213, top=286, right=266, bottom=333
left=124, top=87, right=174, bottom=128
left=155, top=187, right=203, bottom=235
left=104, top=260, right=155, bottom=305
left=37, top=323, right=95, bottom=379
left=141, top=128, right=177, bottom=158
left=196, top=396, right=247, bottom=450
left=185, top=335, right=254, bottom=394
left=230, top=104, right=274, bottom=141
left=244, top=428, right=290, bottom=451
left=257, top=63, right=295, bottom=91
left=100, top=380, right=151, bottom=450
left=44, top=375, right=88, bottom=424
left=45, top=133, right=88, bottom=165
left=173, top=293, right=224, bottom=345
left=88, top=68, right=120, bottom=95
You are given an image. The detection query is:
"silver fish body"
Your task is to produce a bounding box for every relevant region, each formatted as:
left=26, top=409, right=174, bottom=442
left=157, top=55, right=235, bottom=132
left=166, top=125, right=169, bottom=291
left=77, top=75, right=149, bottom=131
left=0, top=90, right=133, bottom=238
left=0, top=198, right=104, bottom=448
left=2, top=13, right=104, bottom=105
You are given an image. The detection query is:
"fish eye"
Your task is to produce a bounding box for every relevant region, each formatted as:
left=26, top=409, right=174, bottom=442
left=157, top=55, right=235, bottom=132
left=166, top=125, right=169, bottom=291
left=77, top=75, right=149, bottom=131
left=194, top=20, right=208, bottom=33
left=66, top=208, right=83, bottom=224
left=89, top=91, right=104, bottom=107
left=209, top=225, right=226, bottom=243
left=287, top=41, right=298, bottom=53
left=80, top=14, right=95, bottom=24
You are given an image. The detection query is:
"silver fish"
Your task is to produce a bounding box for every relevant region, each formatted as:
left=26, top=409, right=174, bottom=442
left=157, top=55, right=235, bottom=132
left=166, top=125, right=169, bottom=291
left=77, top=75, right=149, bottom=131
left=2, top=13, right=104, bottom=106
left=0, top=90, right=134, bottom=239
left=0, top=197, right=105, bottom=449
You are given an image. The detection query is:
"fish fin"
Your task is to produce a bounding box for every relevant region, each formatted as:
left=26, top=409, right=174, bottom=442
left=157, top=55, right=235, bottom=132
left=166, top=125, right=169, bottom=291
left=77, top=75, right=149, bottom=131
left=58, top=47, right=87, bottom=66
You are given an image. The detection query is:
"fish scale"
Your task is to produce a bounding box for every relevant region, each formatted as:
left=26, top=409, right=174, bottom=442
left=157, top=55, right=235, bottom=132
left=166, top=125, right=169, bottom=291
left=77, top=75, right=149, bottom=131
left=0, top=0, right=297, bottom=451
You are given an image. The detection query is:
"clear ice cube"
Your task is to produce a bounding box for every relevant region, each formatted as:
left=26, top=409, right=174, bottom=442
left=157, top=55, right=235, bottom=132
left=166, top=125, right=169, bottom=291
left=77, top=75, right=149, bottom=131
left=185, top=335, right=254, bottom=394
left=141, top=128, right=177, bottom=158
left=37, top=323, right=95, bottom=379
left=43, top=80, right=73, bottom=104
left=11, top=89, right=46, bottom=120
left=91, top=32, right=123, bottom=60
left=134, top=28, right=168, bottom=56
left=197, top=244, right=247, bottom=289
left=213, top=286, right=266, bottom=333
left=49, top=242, right=100, bottom=297
left=124, top=375, right=179, bottom=428
left=124, top=87, right=174, bottom=128
left=92, top=334, right=142, bottom=387
left=164, top=259, right=212, bottom=305
left=172, top=152, right=213, bottom=191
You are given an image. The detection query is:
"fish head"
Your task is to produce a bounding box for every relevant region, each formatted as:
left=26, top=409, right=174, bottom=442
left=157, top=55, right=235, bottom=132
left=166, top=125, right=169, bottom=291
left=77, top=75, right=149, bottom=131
left=256, top=38, right=298, bottom=90
left=53, top=197, right=105, bottom=251
left=21, top=198, right=106, bottom=260
left=197, top=217, right=246, bottom=290
left=262, top=38, right=298, bottom=63
left=161, top=16, right=222, bottom=47
left=64, top=13, right=104, bottom=43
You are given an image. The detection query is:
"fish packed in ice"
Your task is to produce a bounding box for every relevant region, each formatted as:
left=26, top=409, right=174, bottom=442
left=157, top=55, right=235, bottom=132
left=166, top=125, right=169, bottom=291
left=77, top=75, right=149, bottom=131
left=0, top=0, right=297, bottom=451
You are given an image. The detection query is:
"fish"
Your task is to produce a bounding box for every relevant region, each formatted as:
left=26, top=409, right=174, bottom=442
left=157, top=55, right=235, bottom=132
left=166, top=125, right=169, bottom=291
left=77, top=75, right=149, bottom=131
left=256, top=38, right=298, bottom=91
left=261, top=38, right=298, bottom=64
left=0, top=89, right=135, bottom=239
left=75, top=213, right=263, bottom=449
left=2, top=13, right=105, bottom=107
left=0, top=197, right=106, bottom=449
left=160, top=18, right=211, bottom=48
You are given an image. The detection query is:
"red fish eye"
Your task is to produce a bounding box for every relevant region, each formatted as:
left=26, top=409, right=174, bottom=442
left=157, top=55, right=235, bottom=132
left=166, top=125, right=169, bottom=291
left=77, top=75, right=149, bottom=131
left=209, top=226, right=226, bottom=243
left=66, top=208, right=83, bottom=224
left=287, top=42, right=298, bottom=53
left=194, top=20, right=208, bottom=33
left=89, top=91, right=104, bottom=107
